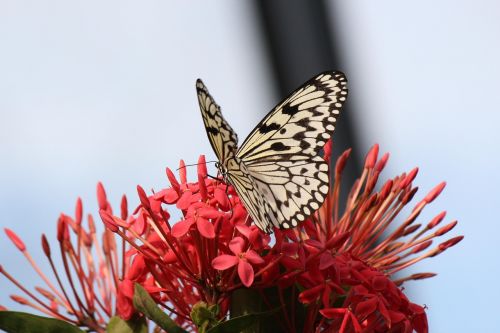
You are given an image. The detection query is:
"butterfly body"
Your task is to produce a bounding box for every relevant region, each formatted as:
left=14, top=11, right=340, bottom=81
left=197, top=71, right=348, bottom=232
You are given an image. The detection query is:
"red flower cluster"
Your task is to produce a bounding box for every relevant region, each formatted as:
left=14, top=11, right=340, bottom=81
left=98, top=156, right=272, bottom=330
left=1, top=143, right=462, bottom=333
left=1, top=185, right=136, bottom=333
left=97, top=143, right=462, bottom=332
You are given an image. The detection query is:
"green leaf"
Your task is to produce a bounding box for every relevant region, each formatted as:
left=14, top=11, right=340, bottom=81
left=107, top=315, right=148, bottom=333
left=0, top=311, right=85, bottom=333
left=207, top=310, right=278, bottom=333
left=133, top=283, right=187, bottom=333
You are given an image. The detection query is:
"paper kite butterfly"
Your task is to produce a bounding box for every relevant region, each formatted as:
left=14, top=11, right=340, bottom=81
left=196, top=71, right=348, bottom=233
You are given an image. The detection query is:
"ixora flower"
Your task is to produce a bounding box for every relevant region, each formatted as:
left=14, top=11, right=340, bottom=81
left=0, top=184, right=141, bottom=333
left=0, top=143, right=463, bottom=333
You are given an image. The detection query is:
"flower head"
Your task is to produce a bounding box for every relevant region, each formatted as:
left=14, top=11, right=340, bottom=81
left=97, top=143, right=461, bottom=332
left=212, top=236, right=265, bottom=287
left=1, top=184, right=138, bottom=332
left=1, top=143, right=462, bottom=333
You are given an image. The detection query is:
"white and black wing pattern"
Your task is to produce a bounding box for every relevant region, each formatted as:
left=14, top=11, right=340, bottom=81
left=237, top=72, right=347, bottom=160
left=196, top=71, right=348, bottom=232
left=236, top=71, right=348, bottom=229
left=196, top=79, right=238, bottom=162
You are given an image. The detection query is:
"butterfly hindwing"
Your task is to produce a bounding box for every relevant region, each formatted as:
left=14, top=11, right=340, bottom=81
left=226, top=171, right=275, bottom=233
left=245, top=156, right=330, bottom=229
left=196, top=79, right=239, bottom=163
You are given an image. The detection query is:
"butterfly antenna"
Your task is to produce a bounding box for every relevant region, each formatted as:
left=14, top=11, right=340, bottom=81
left=176, top=160, right=217, bottom=171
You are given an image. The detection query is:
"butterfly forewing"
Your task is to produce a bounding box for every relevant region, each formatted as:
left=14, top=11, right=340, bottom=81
left=196, top=79, right=239, bottom=162
left=237, top=72, right=347, bottom=161
left=196, top=71, right=348, bottom=232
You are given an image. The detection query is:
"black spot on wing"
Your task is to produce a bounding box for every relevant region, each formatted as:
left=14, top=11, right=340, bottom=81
left=259, top=122, right=281, bottom=134
left=282, top=104, right=300, bottom=115
left=293, top=131, right=305, bottom=141
left=270, top=142, right=288, bottom=151
left=296, top=118, right=316, bottom=134
left=300, top=140, right=311, bottom=150
left=207, top=127, right=219, bottom=135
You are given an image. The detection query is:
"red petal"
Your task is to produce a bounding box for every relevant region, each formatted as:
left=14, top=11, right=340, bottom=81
left=335, top=148, right=351, bottom=175
left=4, top=228, right=26, bottom=251
left=199, top=206, right=222, bottom=219
left=136, top=185, right=150, bottom=208
left=214, top=188, right=229, bottom=209
left=120, top=195, right=128, bottom=220
left=197, top=155, right=207, bottom=178
left=212, top=255, right=238, bottom=270
left=178, top=160, right=187, bottom=184
left=322, top=284, right=331, bottom=308
left=127, top=255, right=146, bottom=280
left=323, top=139, right=333, bottom=163
left=356, top=297, right=377, bottom=318
left=389, top=310, right=406, bottom=323
left=235, top=224, right=252, bottom=238
left=364, top=143, right=379, bottom=169
left=116, top=279, right=135, bottom=320
left=163, top=249, right=178, bottom=264
left=99, top=210, right=119, bottom=232
left=75, top=198, right=83, bottom=225
left=96, top=182, right=108, bottom=210
left=281, top=243, right=298, bottom=256
left=319, top=252, right=335, bottom=270
left=298, top=284, right=324, bottom=304
left=176, top=191, right=192, bottom=210
left=196, top=217, right=215, bottom=239
left=319, top=307, right=346, bottom=319
left=424, top=181, right=446, bottom=203
left=427, top=211, right=446, bottom=229
left=132, top=211, right=147, bottom=235
left=165, top=167, right=180, bottom=191
left=149, top=197, right=162, bottom=214
left=245, top=250, right=264, bottom=264
left=229, top=237, right=245, bottom=255
left=399, top=167, right=419, bottom=189
left=375, top=152, right=390, bottom=172
left=171, top=218, right=194, bottom=238
left=238, top=260, right=254, bottom=287
left=41, top=235, right=51, bottom=257
left=372, top=276, right=388, bottom=291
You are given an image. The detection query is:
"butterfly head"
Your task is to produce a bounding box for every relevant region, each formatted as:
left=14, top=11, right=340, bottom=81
left=215, top=161, right=229, bottom=183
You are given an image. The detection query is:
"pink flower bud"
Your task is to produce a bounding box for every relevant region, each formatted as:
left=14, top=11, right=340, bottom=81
left=4, top=228, right=25, bottom=252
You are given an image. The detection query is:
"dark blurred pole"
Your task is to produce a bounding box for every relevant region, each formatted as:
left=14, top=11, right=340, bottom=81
left=254, top=0, right=360, bottom=194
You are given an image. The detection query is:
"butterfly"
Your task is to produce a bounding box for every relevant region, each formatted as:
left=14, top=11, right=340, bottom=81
left=196, top=71, right=348, bottom=233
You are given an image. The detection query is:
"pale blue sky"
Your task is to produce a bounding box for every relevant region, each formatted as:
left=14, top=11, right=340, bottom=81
left=1, top=1, right=498, bottom=332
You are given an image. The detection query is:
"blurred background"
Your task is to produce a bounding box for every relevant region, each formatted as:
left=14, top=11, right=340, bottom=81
left=0, top=1, right=498, bottom=331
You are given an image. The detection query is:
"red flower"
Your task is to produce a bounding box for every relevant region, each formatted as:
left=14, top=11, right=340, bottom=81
left=212, top=237, right=264, bottom=287
left=2, top=143, right=461, bottom=332
left=171, top=202, right=221, bottom=238
left=1, top=185, right=139, bottom=332
left=95, top=146, right=460, bottom=332
left=116, top=279, right=135, bottom=321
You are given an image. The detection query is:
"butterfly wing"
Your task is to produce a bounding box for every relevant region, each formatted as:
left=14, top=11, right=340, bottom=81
left=196, top=79, right=239, bottom=162
left=224, top=167, right=276, bottom=233
left=237, top=71, right=348, bottom=229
